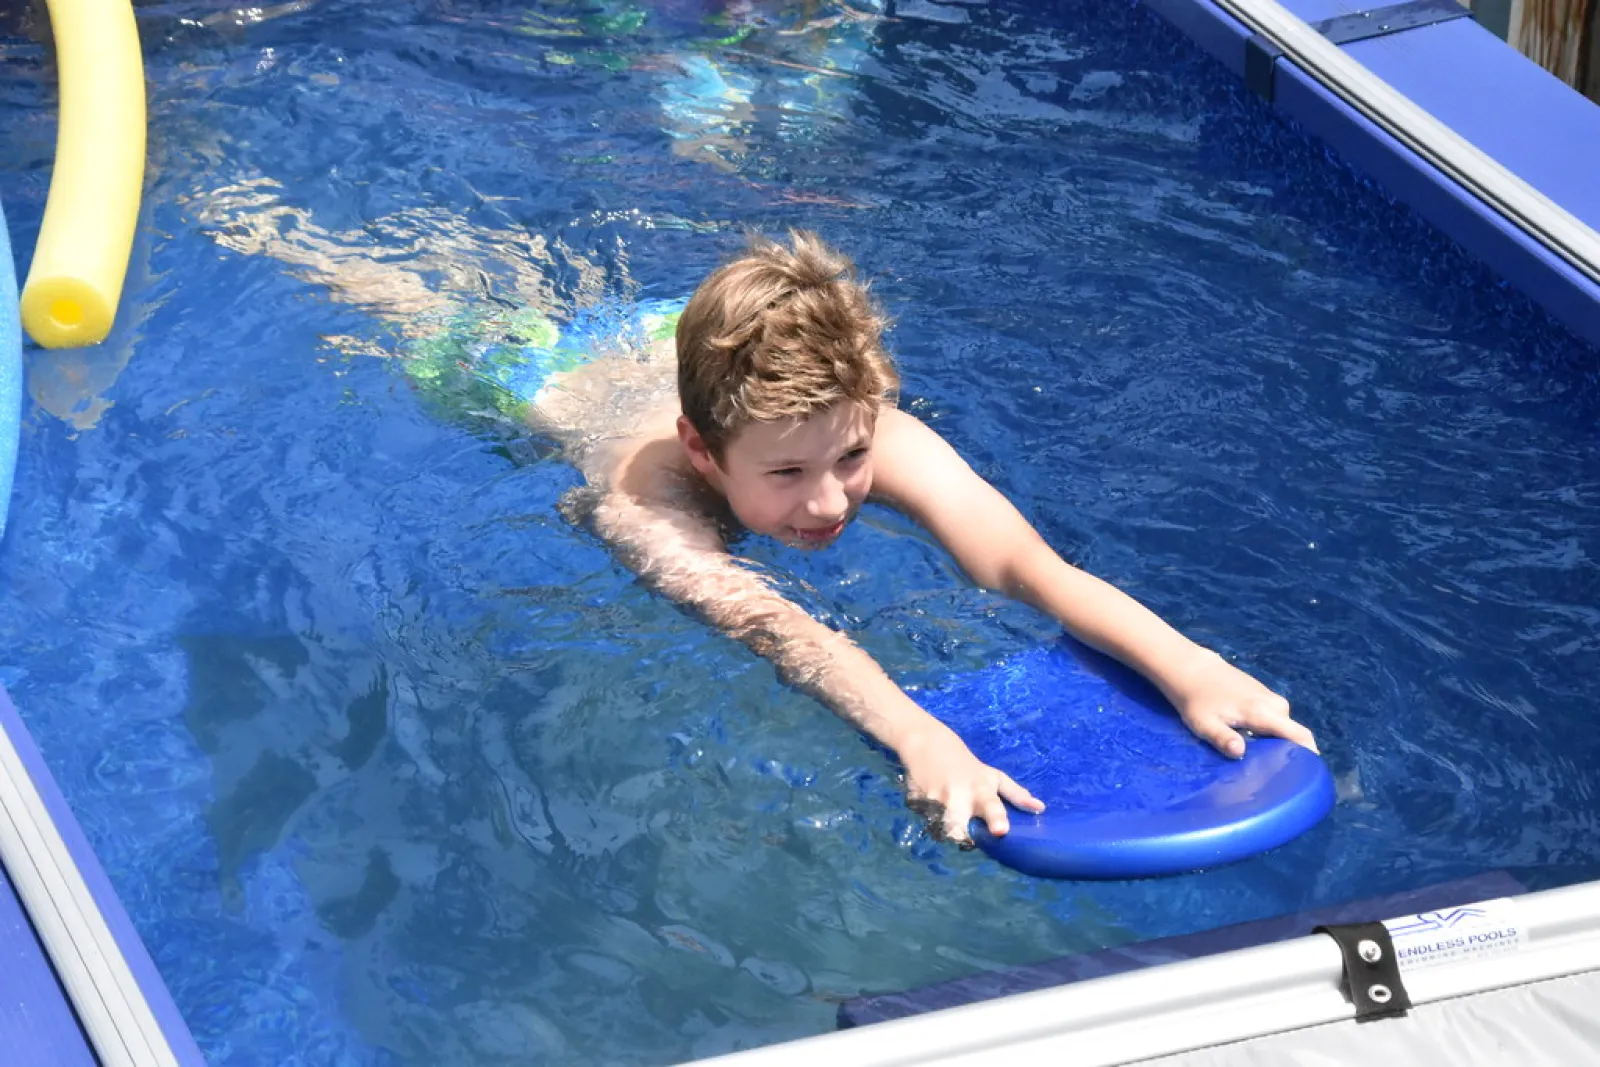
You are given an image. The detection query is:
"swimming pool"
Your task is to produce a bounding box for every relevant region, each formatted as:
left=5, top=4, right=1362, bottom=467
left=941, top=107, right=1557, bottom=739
left=2, top=0, right=1598, bottom=1063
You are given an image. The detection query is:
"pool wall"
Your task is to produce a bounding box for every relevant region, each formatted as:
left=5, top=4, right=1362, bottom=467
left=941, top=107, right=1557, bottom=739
left=698, top=880, right=1600, bottom=1065
left=0, top=739, right=95, bottom=1061
left=1139, top=0, right=1600, bottom=348
left=0, top=684, right=205, bottom=1067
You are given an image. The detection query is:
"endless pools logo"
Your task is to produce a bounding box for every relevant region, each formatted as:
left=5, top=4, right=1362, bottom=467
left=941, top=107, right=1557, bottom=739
left=1384, top=899, right=1525, bottom=971
left=1387, top=907, right=1491, bottom=939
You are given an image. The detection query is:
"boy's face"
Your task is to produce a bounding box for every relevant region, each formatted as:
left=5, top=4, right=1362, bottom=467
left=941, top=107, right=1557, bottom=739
left=680, top=403, right=875, bottom=549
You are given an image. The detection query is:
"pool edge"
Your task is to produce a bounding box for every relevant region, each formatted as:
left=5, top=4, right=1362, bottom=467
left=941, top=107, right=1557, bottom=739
left=0, top=684, right=206, bottom=1067
left=1137, top=0, right=1600, bottom=350
left=690, top=880, right=1600, bottom=1065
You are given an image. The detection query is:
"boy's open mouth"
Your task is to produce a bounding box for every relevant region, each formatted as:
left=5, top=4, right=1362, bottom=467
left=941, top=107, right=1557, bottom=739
left=792, top=519, right=846, bottom=544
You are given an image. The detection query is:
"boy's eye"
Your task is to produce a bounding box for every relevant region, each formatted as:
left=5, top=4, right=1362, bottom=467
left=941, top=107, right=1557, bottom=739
left=840, top=448, right=869, bottom=464
left=768, top=467, right=802, bottom=478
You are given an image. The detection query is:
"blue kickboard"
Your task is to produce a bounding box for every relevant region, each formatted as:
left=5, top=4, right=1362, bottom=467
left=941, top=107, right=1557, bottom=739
left=914, top=640, right=1335, bottom=879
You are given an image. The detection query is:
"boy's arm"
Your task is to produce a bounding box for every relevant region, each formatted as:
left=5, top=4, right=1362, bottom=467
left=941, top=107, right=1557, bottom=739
left=589, top=489, right=1043, bottom=842
left=871, top=409, right=1317, bottom=758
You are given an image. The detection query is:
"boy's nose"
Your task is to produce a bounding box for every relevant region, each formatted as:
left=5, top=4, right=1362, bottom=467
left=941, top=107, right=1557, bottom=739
left=807, top=475, right=848, bottom=520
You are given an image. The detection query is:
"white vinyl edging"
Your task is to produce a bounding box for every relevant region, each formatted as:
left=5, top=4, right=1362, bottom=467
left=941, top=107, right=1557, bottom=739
left=1211, top=0, right=1600, bottom=286
left=693, top=882, right=1600, bottom=1066
left=0, top=728, right=179, bottom=1067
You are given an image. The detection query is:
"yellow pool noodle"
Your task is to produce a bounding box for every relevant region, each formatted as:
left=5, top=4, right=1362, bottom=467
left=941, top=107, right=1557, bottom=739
left=20, top=0, right=147, bottom=349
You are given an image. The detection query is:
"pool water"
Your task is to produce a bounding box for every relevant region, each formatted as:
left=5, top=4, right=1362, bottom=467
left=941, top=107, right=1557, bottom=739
left=3, top=0, right=1599, bottom=1063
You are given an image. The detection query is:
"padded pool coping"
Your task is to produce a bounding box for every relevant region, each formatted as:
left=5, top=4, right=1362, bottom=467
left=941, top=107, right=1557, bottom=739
left=1143, top=0, right=1600, bottom=349
left=0, top=684, right=205, bottom=1066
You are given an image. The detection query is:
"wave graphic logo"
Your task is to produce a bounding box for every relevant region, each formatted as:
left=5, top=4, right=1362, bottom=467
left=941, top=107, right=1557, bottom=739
left=1387, top=907, right=1490, bottom=939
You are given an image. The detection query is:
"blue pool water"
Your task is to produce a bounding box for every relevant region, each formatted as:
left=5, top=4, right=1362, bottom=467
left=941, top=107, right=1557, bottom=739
left=3, top=0, right=1600, bottom=1063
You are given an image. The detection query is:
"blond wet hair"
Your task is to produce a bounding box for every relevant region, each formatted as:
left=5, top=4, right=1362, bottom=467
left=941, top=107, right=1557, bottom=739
left=676, top=230, right=899, bottom=460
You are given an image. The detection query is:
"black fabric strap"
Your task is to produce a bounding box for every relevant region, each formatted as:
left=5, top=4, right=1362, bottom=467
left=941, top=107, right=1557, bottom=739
left=1315, top=920, right=1413, bottom=1020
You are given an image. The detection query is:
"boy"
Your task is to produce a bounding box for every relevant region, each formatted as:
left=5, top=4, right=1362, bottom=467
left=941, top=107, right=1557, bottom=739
left=187, top=181, right=1317, bottom=844
left=526, top=230, right=1318, bottom=845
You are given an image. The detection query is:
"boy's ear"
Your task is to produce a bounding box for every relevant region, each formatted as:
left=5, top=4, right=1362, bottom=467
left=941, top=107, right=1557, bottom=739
left=676, top=416, right=720, bottom=478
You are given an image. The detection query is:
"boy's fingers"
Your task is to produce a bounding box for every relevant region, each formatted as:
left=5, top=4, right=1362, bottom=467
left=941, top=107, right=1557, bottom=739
left=975, top=795, right=1010, bottom=838
left=1247, top=710, right=1320, bottom=754
left=998, top=774, right=1044, bottom=813
left=1193, top=717, right=1247, bottom=760
left=1235, top=695, right=1320, bottom=755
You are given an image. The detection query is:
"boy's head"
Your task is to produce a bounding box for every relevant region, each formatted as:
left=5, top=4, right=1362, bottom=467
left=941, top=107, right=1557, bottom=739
left=675, top=231, right=898, bottom=546
left=676, top=230, right=897, bottom=457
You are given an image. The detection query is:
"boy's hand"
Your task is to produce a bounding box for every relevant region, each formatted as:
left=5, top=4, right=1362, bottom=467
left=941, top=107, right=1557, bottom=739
left=896, top=722, right=1044, bottom=845
left=1168, top=650, right=1319, bottom=759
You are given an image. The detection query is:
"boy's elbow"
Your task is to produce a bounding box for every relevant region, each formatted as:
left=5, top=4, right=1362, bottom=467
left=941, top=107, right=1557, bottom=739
left=724, top=606, right=787, bottom=657
left=722, top=600, right=842, bottom=677
left=704, top=590, right=798, bottom=649
left=993, top=538, right=1054, bottom=601
left=949, top=544, right=1021, bottom=596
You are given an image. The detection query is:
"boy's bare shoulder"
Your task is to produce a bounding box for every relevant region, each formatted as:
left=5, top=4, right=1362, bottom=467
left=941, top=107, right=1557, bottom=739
left=869, top=407, right=963, bottom=506
left=606, top=429, right=691, bottom=498
left=571, top=429, right=736, bottom=572
left=586, top=415, right=725, bottom=521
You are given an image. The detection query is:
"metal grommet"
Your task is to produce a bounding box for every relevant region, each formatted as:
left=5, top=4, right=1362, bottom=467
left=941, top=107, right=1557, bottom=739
left=1317, top=921, right=1412, bottom=1018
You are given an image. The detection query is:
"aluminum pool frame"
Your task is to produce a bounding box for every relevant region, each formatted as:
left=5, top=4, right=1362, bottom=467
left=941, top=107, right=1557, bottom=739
left=695, top=882, right=1600, bottom=1066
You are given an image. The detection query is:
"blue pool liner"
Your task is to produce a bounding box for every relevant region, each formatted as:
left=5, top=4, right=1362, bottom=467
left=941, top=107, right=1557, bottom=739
left=838, top=868, right=1527, bottom=1027
left=1139, top=0, right=1600, bottom=350
left=0, top=195, right=21, bottom=539
left=0, top=685, right=207, bottom=1065
left=917, top=639, right=1336, bottom=879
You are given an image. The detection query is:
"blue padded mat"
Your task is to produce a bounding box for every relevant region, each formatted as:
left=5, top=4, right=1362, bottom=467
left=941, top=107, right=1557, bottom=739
left=914, top=640, right=1335, bottom=879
